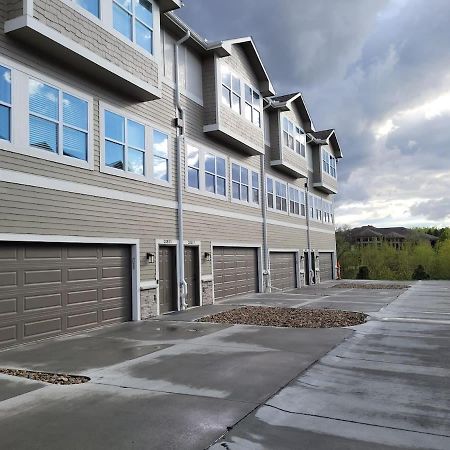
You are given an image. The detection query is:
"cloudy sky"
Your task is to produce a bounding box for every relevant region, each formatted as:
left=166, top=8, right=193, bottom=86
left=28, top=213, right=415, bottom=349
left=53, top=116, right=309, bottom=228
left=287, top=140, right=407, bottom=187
left=177, top=0, right=450, bottom=228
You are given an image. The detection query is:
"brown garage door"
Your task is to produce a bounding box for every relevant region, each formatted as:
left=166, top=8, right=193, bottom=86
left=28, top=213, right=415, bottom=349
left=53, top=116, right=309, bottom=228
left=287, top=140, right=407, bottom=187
left=270, top=252, right=297, bottom=291
left=319, top=252, right=334, bottom=281
left=0, top=242, right=132, bottom=348
left=213, top=247, right=258, bottom=300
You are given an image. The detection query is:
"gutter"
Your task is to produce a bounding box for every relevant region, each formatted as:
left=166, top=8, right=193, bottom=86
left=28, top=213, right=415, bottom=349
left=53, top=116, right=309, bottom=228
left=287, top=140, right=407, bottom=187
left=175, top=29, right=191, bottom=311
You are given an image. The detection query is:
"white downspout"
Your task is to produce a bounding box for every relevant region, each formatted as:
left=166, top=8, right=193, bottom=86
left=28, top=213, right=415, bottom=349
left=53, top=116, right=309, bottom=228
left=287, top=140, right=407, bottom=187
left=260, top=153, right=271, bottom=292
left=175, top=30, right=191, bottom=310
left=304, top=181, right=314, bottom=285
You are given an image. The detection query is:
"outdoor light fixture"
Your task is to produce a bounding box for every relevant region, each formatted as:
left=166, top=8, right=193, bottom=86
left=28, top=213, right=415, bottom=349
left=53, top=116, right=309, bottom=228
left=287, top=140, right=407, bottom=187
left=204, top=252, right=211, bottom=262
left=146, top=253, right=155, bottom=264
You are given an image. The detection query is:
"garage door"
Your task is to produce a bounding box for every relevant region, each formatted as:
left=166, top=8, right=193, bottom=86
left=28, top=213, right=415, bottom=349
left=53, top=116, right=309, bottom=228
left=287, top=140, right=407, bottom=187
left=270, top=252, right=297, bottom=290
left=319, top=252, right=334, bottom=281
left=213, top=247, right=258, bottom=300
left=0, top=243, right=132, bottom=348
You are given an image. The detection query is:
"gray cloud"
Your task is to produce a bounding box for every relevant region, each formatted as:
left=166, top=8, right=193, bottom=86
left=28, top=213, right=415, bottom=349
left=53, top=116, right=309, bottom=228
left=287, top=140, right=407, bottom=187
left=177, top=0, right=450, bottom=226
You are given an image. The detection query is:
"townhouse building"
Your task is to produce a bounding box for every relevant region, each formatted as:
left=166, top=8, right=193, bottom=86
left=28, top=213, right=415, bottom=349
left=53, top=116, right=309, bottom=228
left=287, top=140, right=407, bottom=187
left=0, top=0, right=343, bottom=347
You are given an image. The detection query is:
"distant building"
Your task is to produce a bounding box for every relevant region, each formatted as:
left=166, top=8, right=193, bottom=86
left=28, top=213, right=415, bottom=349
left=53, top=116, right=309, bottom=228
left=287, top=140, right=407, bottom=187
left=347, top=226, right=438, bottom=249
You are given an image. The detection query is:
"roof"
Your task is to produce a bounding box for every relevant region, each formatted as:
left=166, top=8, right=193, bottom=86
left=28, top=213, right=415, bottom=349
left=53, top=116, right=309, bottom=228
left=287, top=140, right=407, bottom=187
left=310, top=129, right=343, bottom=159
left=349, top=226, right=438, bottom=243
left=384, top=231, right=406, bottom=239
left=160, top=0, right=182, bottom=13
left=310, top=130, right=334, bottom=140
left=268, top=92, right=314, bottom=132
left=356, top=228, right=383, bottom=238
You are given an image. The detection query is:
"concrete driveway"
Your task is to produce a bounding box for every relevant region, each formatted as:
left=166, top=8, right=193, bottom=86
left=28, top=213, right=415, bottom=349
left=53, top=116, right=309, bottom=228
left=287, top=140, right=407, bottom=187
left=0, top=281, right=449, bottom=449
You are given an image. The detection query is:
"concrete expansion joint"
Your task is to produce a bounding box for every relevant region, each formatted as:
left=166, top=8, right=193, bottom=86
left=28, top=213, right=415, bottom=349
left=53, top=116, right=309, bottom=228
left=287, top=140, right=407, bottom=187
left=261, top=404, right=450, bottom=439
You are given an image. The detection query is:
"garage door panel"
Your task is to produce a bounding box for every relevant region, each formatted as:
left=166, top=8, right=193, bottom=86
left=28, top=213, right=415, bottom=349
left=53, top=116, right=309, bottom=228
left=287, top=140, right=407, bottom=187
left=319, top=253, right=333, bottom=281
left=270, top=252, right=297, bottom=291
left=213, top=247, right=258, bottom=300
left=0, top=243, right=132, bottom=348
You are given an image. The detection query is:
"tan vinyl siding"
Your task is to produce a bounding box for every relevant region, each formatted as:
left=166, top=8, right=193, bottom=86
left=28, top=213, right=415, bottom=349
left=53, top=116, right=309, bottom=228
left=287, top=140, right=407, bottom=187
left=322, top=172, right=338, bottom=192
left=267, top=223, right=308, bottom=249
left=202, top=55, right=217, bottom=126
left=310, top=230, right=336, bottom=250
left=33, top=0, right=159, bottom=86
left=0, top=182, right=177, bottom=281
left=281, top=148, right=308, bottom=176
left=7, top=0, right=23, bottom=20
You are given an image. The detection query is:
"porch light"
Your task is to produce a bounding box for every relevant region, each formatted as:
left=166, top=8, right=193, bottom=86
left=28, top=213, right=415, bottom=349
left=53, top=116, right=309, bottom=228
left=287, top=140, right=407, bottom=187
left=204, top=252, right=211, bottom=262
left=146, top=253, right=155, bottom=264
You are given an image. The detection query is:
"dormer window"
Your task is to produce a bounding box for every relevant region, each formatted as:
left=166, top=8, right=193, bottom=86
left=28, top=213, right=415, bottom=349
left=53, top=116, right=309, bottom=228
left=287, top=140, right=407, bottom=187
left=244, top=85, right=261, bottom=127
left=74, top=0, right=100, bottom=18
left=221, top=69, right=241, bottom=114
left=283, top=117, right=306, bottom=157
left=322, top=147, right=337, bottom=179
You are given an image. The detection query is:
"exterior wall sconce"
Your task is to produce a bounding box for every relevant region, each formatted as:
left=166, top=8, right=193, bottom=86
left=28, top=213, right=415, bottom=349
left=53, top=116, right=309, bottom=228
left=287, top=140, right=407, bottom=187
left=146, top=253, right=155, bottom=264
left=204, top=252, right=211, bottom=262
left=300, top=255, right=304, bottom=260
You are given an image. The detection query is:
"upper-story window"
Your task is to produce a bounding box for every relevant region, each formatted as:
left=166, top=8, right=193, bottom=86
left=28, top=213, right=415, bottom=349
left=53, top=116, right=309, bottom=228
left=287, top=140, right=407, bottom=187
left=0, top=65, right=11, bottom=142
left=267, top=177, right=287, bottom=212
left=308, top=193, right=323, bottom=221
left=244, top=84, right=261, bottom=127
left=322, top=147, right=337, bottom=178
left=289, top=187, right=306, bottom=217
left=74, top=0, right=100, bottom=17
left=29, top=79, right=89, bottom=161
left=113, top=0, right=153, bottom=54
left=222, top=69, right=241, bottom=114
left=231, top=162, right=260, bottom=205
left=205, top=153, right=226, bottom=196
left=187, top=145, right=200, bottom=189
left=103, top=107, right=169, bottom=182
left=283, top=117, right=306, bottom=157
left=323, top=200, right=334, bottom=224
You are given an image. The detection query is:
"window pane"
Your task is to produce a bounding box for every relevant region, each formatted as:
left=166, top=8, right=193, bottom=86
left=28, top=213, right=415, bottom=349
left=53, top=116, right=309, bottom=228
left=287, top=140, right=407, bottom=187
left=245, top=103, right=252, bottom=122
left=128, top=119, right=145, bottom=149
left=0, top=105, right=10, bottom=141
left=63, top=93, right=88, bottom=130
left=205, top=173, right=215, bottom=193
left=267, top=178, right=273, bottom=193
left=105, top=140, right=124, bottom=169
left=221, top=86, right=231, bottom=107
left=0, top=66, right=11, bottom=104
left=232, top=181, right=240, bottom=199
left=136, top=21, right=152, bottom=52
left=268, top=194, right=274, bottom=209
left=105, top=111, right=125, bottom=142
left=205, top=154, right=215, bottom=173
left=30, top=116, right=58, bottom=152
left=252, top=171, right=259, bottom=187
left=63, top=127, right=87, bottom=160
left=283, top=117, right=289, bottom=132
left=136, top=0, right=152, bottom=26
left=29, top=80, right=58, bottom=120
left=217, top=177, right=226, bottom=196
left=252, top=188, right=259, bottom=204
left=113, top=2, right=132, bottom=39
left=75, top=0, right=99, bottom=17
left=253, top=90, right=260, bottom=105
left=216, top=157, right=226, bottom=177
left=187, top=146, right=199, bottom=168
left=241, top=167, right=248, bottom=185
left=253, top=109, right=261, bottom=127
left=188, top=167, right=199, bottom=189
left=222, top=70, right=231, bottom=88
left=241, top=185, right=249, bottom=202
left=153, top=155, right=168, bottom=181
left=232, top=76, right=240, bottom=93
left=245, top=85, right=252, bottom=103
left=129, top=148, right=145, bottom=175
left=115, top=0, right=132, bottom=10
left=232, top=163, right=240, bottom=182
left=232, top=93, right=241, bottom=113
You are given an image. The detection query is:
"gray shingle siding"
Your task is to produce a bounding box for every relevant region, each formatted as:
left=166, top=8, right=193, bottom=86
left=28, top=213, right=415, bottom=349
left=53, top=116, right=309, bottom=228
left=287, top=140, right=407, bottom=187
left=7, top=0, right=23, bottom=20
left=202, top=55, right=217, bottom=126
left=33, top=0, right=159, bottom=86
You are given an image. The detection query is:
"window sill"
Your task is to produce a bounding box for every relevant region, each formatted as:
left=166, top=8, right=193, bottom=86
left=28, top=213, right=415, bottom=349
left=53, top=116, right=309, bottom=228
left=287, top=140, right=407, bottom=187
left=100, top=165, right=172, bottom=187
left=185, top=185, right=229, bottom=202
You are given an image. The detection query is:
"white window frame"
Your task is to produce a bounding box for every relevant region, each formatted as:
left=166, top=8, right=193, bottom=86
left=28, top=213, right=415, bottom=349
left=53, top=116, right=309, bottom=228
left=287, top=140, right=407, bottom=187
left=230, top=160, right=260, bottom=207
left=61, top=0, right=159, bottom=62
left=266, top=175, right=288, bottom=214
left=288, top=185, right=306, bottom=217
left=0, top=56, right=94, bottom=170
left=185, top=140, right=228, bottom=201
left=99, top=101, right=172, bottom=186
left=244, top=83, right=262, bottom=128
left=0, top=64, right=12, bottom=144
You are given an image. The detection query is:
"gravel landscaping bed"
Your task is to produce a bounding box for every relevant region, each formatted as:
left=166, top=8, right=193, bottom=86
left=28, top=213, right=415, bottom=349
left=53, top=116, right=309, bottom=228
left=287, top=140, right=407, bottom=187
left=198, top=306, right=367, bottom=328
left=333, top=283, right=410, bottom=290
left=0, top=368, right=90, bottom=385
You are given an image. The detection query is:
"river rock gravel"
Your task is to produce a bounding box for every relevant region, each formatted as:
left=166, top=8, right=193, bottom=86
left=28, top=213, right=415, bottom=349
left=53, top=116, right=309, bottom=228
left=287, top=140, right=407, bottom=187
left=0, top=368, right=90, bottom=385
left=198, top=306, right=367, bottom=328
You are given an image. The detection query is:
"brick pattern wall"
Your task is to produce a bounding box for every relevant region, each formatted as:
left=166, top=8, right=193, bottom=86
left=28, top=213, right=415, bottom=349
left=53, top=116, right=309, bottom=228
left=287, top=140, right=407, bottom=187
left=33, top=0, right=158, bottom=86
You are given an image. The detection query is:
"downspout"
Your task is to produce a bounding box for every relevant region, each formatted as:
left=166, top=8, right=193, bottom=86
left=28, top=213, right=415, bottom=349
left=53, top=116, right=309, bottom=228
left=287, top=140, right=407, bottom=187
left=175, top=30, right=191, bottom=310
left=304, top=181, right=314, bottom=285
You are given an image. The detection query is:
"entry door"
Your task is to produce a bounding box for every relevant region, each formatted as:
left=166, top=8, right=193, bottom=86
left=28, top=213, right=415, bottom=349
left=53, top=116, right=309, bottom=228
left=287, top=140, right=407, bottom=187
left=158, top=246, right=177, bottom=314
left=184, top=247, right=200, bottom=308
left=304, top=252, right=310, bottom=285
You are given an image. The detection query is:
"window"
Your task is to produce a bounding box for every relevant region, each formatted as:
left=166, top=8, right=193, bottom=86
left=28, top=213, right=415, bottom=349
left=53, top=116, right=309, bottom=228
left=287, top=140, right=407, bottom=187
left=222, top=69, right=241, bottom=114
left=267, top=177, right=274, bottom=209
left=322, top=147, right=337, bottom=178
left=283, top=117, right=305, bottom=157
left=113, top=0, right=153, bottom=53
left=231, top=163, right=260, bottom=205
left=187, top=145, right=200, bottom=189
left=153, top=130, right=169, bottom=181
left=104, top=110, right=145, bottom=174
left=308, top=193, right=314, bottom=219
left=74, top=0, right=99, bottom=17
left=323, top=200, right=334, bottom=224
left=205, top=153, right=226, bottom=196
left=275, top=181, right=287, bottom=212
left=244, top=84, right=261, bottom=127
left=0, top=65, right=11, bottom=142
left=29, top=80, right=88, bottom=161
left=289, top=187, right=306, bottom=216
